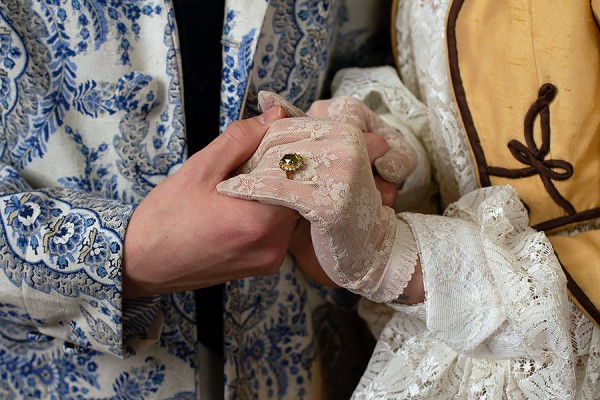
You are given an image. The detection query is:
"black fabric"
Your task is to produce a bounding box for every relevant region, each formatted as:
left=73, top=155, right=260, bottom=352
left=174, top=0, right=225, bottom=154
left=173, top=0, right=225, bottom=358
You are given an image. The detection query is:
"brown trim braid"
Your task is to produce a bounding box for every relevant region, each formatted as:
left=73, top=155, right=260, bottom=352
left=535, top=207, right=600, bottom=231
left=558, top=253, right=600, bottom=324
left=446, top=0, right=600, bottom=326
left=391, top=0, right=400, bottom=75
left=446, top=0, right=490, bottom=184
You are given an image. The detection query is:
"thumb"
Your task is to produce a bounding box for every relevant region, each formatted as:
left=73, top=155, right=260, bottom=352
left=199, top=106, right=285, bottom=181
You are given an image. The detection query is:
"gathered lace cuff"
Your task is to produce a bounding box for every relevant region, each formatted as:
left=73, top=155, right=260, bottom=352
left=368, top=218, right=419, bottom=303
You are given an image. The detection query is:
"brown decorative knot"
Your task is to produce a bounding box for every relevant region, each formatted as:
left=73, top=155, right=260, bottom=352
left=487, top=83, right=575, bottom=215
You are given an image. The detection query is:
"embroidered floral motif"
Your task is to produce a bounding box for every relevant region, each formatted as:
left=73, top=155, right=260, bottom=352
left=0, top=0, right=382, bottom=398
left=159, top=292, right=198, bottom=369
left=5, top=193, right=48, bottom=238
left=0, top=19, right=25, bottom=125
left=1, top=0, right=163, bottom=168
left=1, top=189, right=125, bottom=287
left=0, top=320, right=171, bottom=400
left=43, top=214, right=86, bottom=267
left=72, top=80, right=118, bottom=118
left=224, top=269, right=316, bottom=400
left=58, top=126, right=119, bottom=199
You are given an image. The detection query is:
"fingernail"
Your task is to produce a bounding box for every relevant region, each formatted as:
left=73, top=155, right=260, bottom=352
left=256, top=106, right=281, bottom=124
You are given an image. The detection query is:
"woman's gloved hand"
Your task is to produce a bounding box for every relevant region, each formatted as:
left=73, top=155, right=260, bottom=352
left=260, top=91, right=418, bottom=192
left=218, top=98, right=420, bottom=302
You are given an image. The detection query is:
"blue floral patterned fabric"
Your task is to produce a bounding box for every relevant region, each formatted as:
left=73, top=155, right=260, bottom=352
left=0, top=0, right=196, bottom=398
left=0, top=0, right=390, bottom=398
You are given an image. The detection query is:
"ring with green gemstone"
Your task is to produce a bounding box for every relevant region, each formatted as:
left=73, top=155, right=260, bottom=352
left=279, top=153, right=305, bottom=179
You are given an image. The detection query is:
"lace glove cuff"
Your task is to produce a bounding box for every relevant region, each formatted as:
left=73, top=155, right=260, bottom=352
left=368, top=217, right=419, bottom=303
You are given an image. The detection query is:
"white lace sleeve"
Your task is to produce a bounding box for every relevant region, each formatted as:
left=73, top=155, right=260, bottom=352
left=353, top=185, right=578, bottom=399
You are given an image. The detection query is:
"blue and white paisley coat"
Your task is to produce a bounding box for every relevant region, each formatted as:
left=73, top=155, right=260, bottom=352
left=0, top=0, right=390, bottom=398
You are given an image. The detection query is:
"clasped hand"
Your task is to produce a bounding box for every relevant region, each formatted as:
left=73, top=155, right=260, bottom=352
left=218, top=93, right=421, bottom=303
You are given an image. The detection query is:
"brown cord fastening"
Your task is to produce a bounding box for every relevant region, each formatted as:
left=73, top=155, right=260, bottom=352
left=487, top=83, right=575, bottom=216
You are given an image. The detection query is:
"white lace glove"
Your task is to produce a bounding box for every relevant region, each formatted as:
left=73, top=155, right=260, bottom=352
left=218, top=95, right=419, bottom=302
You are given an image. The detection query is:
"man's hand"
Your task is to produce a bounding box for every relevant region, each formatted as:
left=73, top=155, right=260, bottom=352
left=122, top=106, right=299, bottom=297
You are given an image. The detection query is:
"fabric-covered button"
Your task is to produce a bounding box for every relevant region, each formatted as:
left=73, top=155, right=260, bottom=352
left=63, top=341, right=90, bottom=355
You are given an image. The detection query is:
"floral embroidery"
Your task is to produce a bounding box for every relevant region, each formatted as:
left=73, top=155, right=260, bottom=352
left=1, top=0, right=163, bottom=169
left=43, top=214, right=86, bottom=267
left=78, top=228, right=115, bottom=277
left=58, top=126, right=119, bottom=199
left=0, top=1, right=195, bottom=396
left=0, top=18, right=25, bottom=124
left=1, top=190, right=126, bottom=291
left=72, top=80, right=118, bottom=118
left=159, top=292, right=198, bottom=369
left=224, top=269, right=316, bottom=399
left=5, top=193, right=48, bottom=238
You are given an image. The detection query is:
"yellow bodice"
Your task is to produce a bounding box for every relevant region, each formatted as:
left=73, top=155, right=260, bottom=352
left=447, top=0, right=600, bottom=324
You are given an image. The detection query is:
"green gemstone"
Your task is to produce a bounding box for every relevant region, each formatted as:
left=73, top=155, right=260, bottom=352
left=280, top=153, right=304, bottom=170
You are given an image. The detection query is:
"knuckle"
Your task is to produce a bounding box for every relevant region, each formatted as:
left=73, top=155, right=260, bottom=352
left=179, top=153, right=206, bottom=181
left=344, top=136, right=367, bottom=157
left=336, top=95, right=361, bottom=107
left=307, top=99, right=331, bottom=116
left=224, top=120, right=252, bottom=144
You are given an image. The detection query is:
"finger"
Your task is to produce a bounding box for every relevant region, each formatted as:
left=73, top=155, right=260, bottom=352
left=374, top=176, right=398, bottom=207
left=217, top=119, right=369, bottom=222
left=374, top=146, right=418, bottom=184
left=258, top=91, right=307, bottom=117
left=197, top=106, right=286, bottom=182
left=308, top=96, right=373, bottom=131
left=364, top=132, right=391, bottom=165
left=306, top=99, right=332, bottom=118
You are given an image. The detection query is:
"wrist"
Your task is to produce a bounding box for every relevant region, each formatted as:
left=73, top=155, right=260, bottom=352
left=122, top=207, right=165, bottom=298
left=289, top=219, right=338, bottom=287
